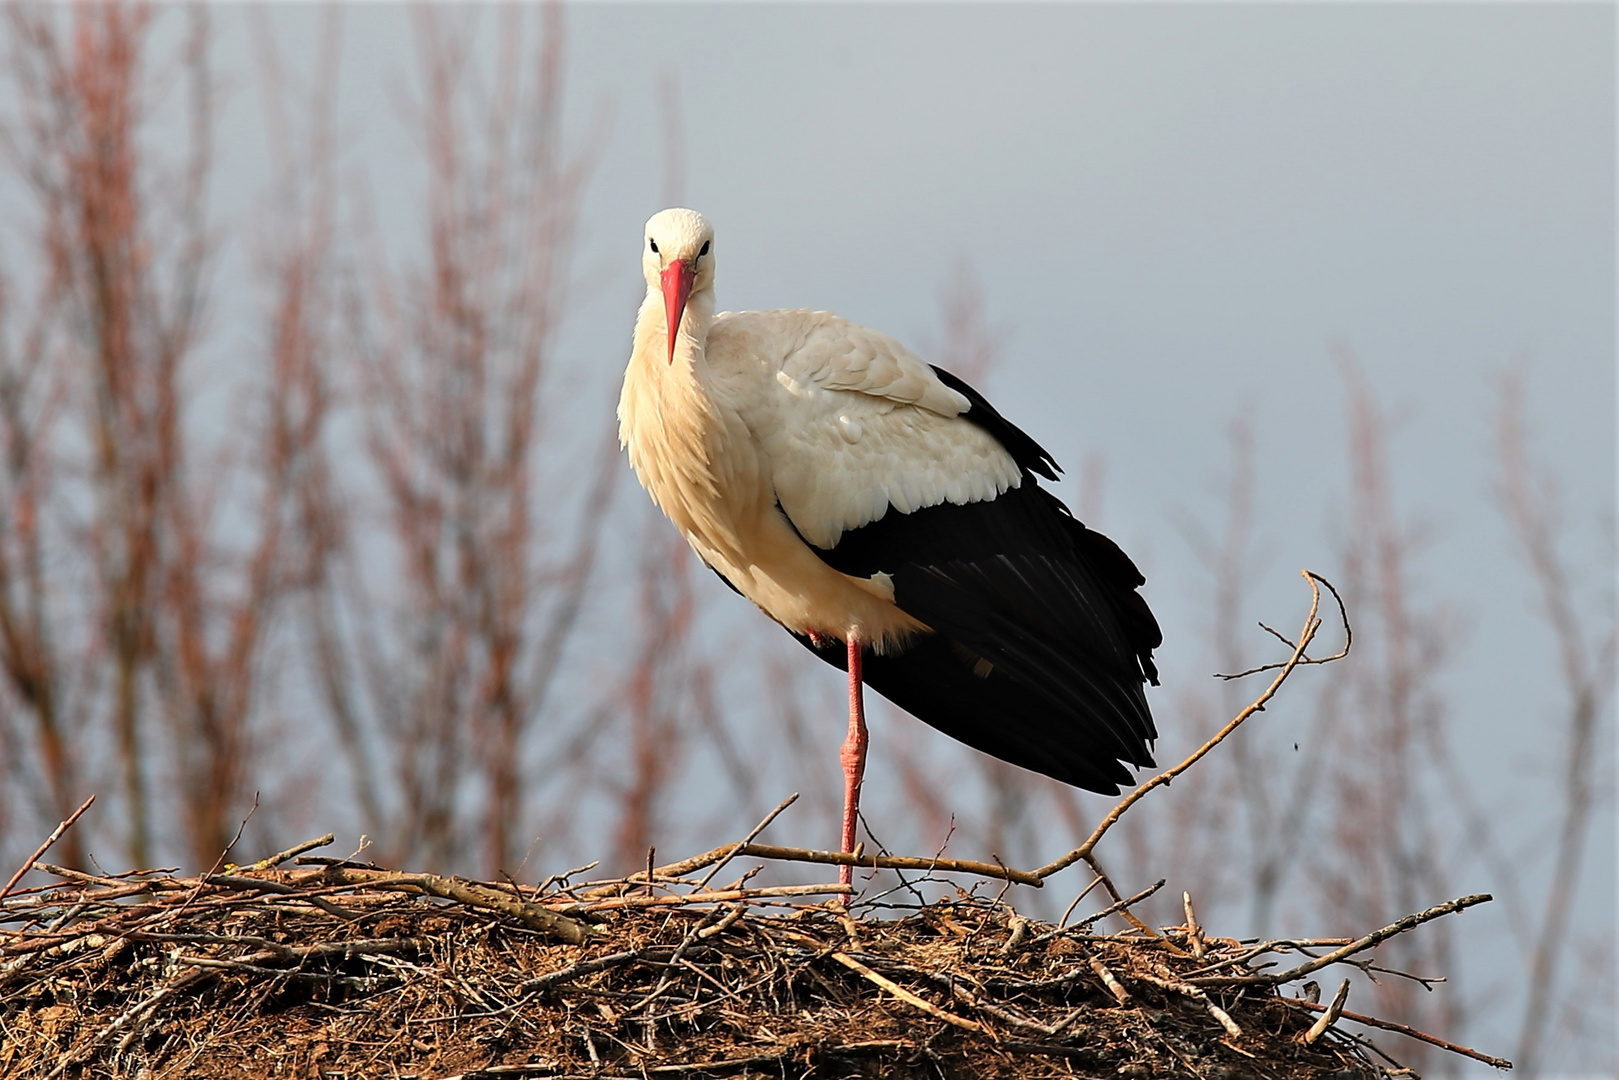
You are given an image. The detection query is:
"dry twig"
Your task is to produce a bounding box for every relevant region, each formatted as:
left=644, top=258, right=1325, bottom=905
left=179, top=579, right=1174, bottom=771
left=0, top=795, right=94, bottom=902
left=1036, top=570, right=1347, bottom=880
left=1304, top=979, right=1351, bottom=1045
left=828, top=949, right=984, bottom=1033
left=1285, top=997, right=1511, bottom=1070
left=658, top=841, right=1041, bottom=887
left=1256, top=894, right=1491, bottom=986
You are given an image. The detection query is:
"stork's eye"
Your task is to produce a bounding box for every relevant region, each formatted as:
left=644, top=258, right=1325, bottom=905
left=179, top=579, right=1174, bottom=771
left=648, top=238, right=659, bottom=254
left=699, top=240, right=711, bottom=257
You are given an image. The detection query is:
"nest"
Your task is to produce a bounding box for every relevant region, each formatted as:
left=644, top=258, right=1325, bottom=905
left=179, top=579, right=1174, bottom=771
left=0, top=831, right=1502, bottom=1080
left=1, top=578, right=1508, bottom=1078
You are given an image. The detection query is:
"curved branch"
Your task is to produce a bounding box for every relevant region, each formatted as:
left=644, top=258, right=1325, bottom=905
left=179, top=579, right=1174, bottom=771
left=1035, top=570, right=1345, bottom=880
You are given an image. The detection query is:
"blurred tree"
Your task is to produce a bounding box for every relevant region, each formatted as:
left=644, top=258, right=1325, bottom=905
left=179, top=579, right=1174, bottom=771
left=304, top=5, right=615, bottom=875
left=0, top=4, right=326, bottom=870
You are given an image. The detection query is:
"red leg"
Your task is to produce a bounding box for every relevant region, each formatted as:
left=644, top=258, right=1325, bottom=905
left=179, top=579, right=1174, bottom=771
left=838, top=631, right=868, bottom=888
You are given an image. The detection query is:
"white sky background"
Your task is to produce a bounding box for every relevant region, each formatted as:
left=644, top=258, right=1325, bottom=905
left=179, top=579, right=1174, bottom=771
left=186, top=3, right=1613, bottom=1071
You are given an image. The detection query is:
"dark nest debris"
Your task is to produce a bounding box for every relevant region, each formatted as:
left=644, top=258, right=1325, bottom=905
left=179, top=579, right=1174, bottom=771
left=1, top=837, right=1502, bottom=1080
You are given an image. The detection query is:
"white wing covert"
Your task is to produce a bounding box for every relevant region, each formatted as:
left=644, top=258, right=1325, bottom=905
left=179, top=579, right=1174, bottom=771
left=714, top=310, right=1023, bottom=550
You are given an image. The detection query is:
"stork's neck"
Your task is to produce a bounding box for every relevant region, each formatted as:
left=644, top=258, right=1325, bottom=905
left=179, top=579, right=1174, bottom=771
left=634, top=286, right=716, bottom=376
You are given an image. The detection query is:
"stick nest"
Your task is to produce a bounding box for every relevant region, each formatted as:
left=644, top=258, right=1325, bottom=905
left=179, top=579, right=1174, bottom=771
left=2, top=853, right=1453, bottom=1080
left=3, top=576, right=1504, bottom=1078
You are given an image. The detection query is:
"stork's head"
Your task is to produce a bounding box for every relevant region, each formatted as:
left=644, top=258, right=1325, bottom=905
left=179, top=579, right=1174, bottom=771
left=643, top=208, right=715, bottom=364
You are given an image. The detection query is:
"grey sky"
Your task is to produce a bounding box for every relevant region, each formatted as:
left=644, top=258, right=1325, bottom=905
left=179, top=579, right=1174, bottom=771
left=556, top=0, right=1616, bottom=801
left=205, top=4, right=1612, bottom=1070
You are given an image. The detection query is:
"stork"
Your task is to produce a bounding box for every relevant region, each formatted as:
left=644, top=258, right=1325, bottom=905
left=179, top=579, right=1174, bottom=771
left=619, top=209, right=1161, bottom=885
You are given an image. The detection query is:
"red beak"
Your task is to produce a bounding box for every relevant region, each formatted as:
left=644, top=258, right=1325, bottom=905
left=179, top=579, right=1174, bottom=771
left=661, top=260, right=696, bottom=364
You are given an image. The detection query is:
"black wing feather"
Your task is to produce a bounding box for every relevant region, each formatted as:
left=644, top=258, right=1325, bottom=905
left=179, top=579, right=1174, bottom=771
left=789, top=368, right=1162, bottom=795
left=931, top=365, right=1060, bottom=481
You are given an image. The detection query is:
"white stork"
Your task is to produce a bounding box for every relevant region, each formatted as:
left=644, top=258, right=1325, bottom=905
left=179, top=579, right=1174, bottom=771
left=619, top=209, right=1161, bottom=884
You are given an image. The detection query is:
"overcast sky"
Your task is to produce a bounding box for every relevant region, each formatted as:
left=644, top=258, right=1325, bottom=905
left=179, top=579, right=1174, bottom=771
left=269, top=2, right=1617, bottom=708
left=569, top=0, right=1609, bottom=886
left=206, top=5, right=1612, bottom=1069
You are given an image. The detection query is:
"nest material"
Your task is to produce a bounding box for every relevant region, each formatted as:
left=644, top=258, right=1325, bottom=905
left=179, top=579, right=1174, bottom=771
left=0, top=574, right=1512, bottom=1078
left=0, top=840, right=1500, bottom=1080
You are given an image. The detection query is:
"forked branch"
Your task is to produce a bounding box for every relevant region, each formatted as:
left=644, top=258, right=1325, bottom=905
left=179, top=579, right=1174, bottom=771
left=1035, top=570, right=1348, bottom=880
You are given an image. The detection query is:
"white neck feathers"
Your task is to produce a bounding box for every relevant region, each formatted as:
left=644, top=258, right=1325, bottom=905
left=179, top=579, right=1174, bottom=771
left=632, top=287, right=715, bottom=376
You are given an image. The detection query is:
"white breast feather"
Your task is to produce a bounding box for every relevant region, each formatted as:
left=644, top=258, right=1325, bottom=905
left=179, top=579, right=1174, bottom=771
left=711, top=310, right=1023, bottom=549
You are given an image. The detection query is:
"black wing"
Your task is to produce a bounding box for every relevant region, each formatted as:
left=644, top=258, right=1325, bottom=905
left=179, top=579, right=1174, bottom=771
left=793, top=366, right=1161, bottom=795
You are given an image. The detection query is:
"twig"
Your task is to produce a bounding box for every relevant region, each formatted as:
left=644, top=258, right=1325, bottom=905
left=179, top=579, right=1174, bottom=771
left=1087, top=955, right=1132, bottom=1006
left=1, top=796, right=95, bottom=902
left=1057, top=875, right=1104, bottom=929
left=536, top=860, right=600, bottom=894
left=1303, top=979, right=1350, bottom=1044
left=628, top=905, right=732, bottom=1015
left=709, top=842, right=1041, bottom=887
left=1216, top=574, right=1351, bottom=680
left=1031, top=879, right=1165, bottom=943
left=580, top=883, right=849, bottom=912
left=1284, top=998, right=1512, bottom=1069
left=1036, top=571, right=1338, bottom=880
left=1264, top=894, right=1491, bottom=984
left=522, top=948, right=660, bottom=994
left=1138, top=969, right=1242, bottom=1039
left=241, top=833, right=334, bottom=871
left=159, top=798, right=262, bottom=931
left=1182, top=892, right=1206, bottom=959
left=947, top=978, right=1058, bottom=1035
left=693, top=793, right=799, bottom=890
left=303, top=867, right=592, bottom=943
left=1082, top=855, right=1160, bottom=937
left=173, top=936, right=425, bottom=971
left=1001, top=912, right=1031, bottom=954
left=696, top=902, right=747, bottom=939
left=199, top=873, right=363, bottom=922
left=828, top=950, right=984, bottom=1032
left=1186, top=896, right=1493, bottom=989
left=295, top=855, right=383, bottom=871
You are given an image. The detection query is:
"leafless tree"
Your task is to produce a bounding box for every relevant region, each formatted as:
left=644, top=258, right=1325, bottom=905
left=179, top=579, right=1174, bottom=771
left=1495, top=365, right=1617, bottom=1077
left=1102, top=352, right=1502, bottom=1070
left=1302, top=349, right=1468, bottom=1072
left=0, top=4, right=326, bottom=870
left=305, top=5, right=615, bottom=875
